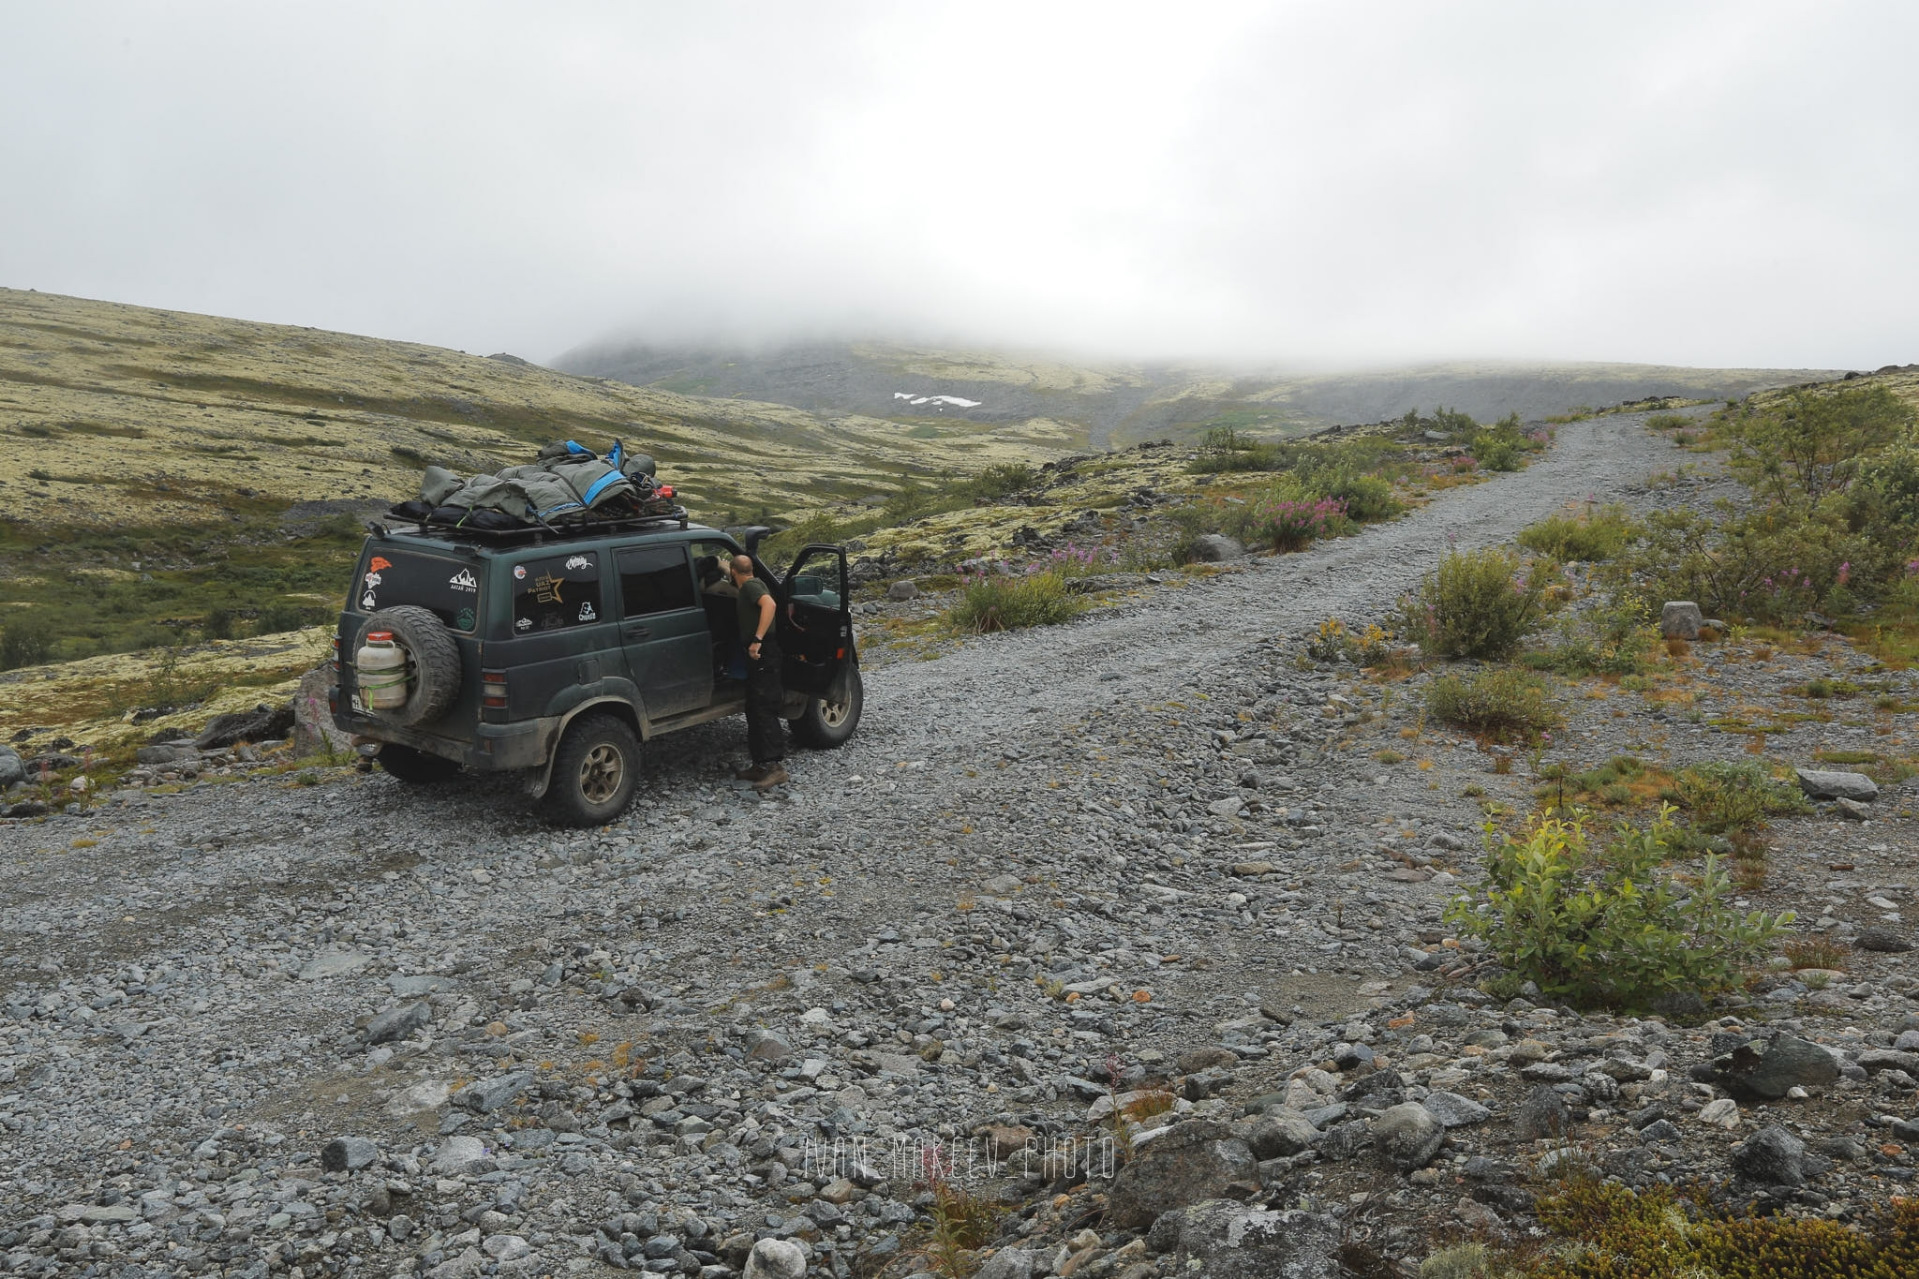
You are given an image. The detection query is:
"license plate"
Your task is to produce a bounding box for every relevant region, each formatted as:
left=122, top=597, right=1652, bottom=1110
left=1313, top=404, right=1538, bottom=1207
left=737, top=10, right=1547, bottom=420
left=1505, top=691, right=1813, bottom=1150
left=350, top=693, right=365, bottom=713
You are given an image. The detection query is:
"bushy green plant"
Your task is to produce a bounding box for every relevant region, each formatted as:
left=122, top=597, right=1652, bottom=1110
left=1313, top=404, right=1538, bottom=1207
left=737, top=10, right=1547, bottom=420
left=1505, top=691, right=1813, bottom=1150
left=1517, top=503, right=1636, bottom=562
left=1424, top=667, right=1558, bottom=740
left=1522, top=597, right=1653, bottom=676
left=947, top=569, right=1083, bottom=633
left=1724, top=383, right=1914, bottom=503
left=0, top=617, right=53, bottom=670
left=1446, top=811, right=1793, bottom=1011
left=1399, top=547, right=1552, bottom=659
left=1666, top=760, right=1811, bottom=834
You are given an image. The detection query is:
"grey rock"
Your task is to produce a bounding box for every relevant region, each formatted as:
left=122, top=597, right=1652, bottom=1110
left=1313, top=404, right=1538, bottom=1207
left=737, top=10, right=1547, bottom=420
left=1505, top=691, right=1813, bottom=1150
left=746, top=1030, right=792, bottom=1063
left=1660, top=602, right=1703, bottom=639
left=885, top=580, right=920, bottom=602
left=1317, top=1119, right=1371, bottom=1160
left=1795, top=769, right=1878, bottom=802
left=742, top=1237, right=808, bottom=1279
left=1373, top=1102, right=1445, bottom=1171
left=320, top=1136, right=379, bottom=1173
left=195, top=703, right=295, bottom=749
left=293, top=666, right=352, bottom=755
left=1190, top=534, right=1244, bottom=563
left=134, top=744, right=197, bottom=767
left=971, top=1247, right=1036, bottom=1279
left=1420, top=1091, right=1492, bottom=1128
left=1858, top=1049, right=1919, bottom=1076
left=459, top=1071, right=534, bottom=1113
left=1715, top=1033, right=1839, bottom=1101
left=364, top=1001, right=430, bottom=1044
left=1144, top=1200, right=1340, bottom=1279
left=1835, top=797, right=1873, bottom=821
left=1731, top=1124, right=1808, bottom=1186
left=1106, top=1121, right=1260, bottom=1230
left=431, top=1135, right=490, bottom=1175
left=1639, top=1119, right=1683, bottom=1144
left=1856, top=929, right=1913, bottom=953
left=1514, top=1085, right=1570, bottom=1141
left=0, top=747, right=21, bottom=789
left=1245, top=1110, right=1320, bottom=1159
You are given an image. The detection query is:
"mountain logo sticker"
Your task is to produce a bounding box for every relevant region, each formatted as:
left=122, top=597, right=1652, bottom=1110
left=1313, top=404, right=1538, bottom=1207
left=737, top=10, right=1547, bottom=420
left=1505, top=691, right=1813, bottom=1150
left=578, top=602, right=598, bottom=622
left=449, top=568, right=478, bottom=592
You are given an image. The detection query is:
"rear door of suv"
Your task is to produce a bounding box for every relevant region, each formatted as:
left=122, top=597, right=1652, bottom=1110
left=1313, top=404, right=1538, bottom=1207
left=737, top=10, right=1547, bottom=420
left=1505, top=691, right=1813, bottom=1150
left=489, top=545, right=624, bottom=719
left=611, top=541, right=712, bottom=719
left=777, top=544, right=854, bottom=697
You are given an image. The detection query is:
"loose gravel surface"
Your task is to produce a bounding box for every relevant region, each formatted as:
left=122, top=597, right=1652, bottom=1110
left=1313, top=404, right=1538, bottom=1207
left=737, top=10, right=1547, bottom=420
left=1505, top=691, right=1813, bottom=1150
left=9, top=410, right=1919, bottom=1279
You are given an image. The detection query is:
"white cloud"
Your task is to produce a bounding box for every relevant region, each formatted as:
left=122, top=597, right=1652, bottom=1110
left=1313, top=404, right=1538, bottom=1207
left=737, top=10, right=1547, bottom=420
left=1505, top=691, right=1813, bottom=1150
left=0, top=0, right=1912, bottom=368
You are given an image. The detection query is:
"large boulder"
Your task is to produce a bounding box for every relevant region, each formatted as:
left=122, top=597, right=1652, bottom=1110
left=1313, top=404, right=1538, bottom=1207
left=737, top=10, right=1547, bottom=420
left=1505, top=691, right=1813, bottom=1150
left=1144, top=1200, right=1340, bottom=1279
left=1190, top=534, right=1244, bottom=563
left=1714, top=1032, right=1839, bottom=1102
left=1660, top=602, right=1703, bottom=639
left=1106, top=1121, right=1260, bottom=1231
left=1373, top=1102, right=1445, bottom=1171
left=1731, top=1124, right=1808, bottom=1186
left=0, top=746, right=23, bottom=789
left=293, top=667, right=351, bottom=755
left=1795, top=769, right=1878, bottom=802
left=196, top=702, right=295, bottom=750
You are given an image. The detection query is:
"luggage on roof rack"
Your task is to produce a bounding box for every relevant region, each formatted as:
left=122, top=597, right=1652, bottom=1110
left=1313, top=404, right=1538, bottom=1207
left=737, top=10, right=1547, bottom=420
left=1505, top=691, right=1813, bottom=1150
left=383, top=438, right=680, bottom=536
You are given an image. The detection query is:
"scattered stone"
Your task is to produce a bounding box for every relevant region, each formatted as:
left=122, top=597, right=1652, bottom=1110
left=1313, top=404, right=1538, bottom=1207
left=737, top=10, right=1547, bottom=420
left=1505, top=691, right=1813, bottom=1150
left=1835, top=797, right=1873, bottom=821
left=1856, top=928, right=1914, bottom=953
left=1514, top=1086, right=1569, bottom=1141
left=1795, top=769, right=1879, bottom=802
left=320, top=1136, right=379, bottom=1172
left=298, top=946, right=372, bottom=981
left=1143, top=1200, right=1340, bottom=1279
left=195, top=702, right=295, bottom=749
left=1731, top=1124, right=1808, bottom=1185
left=1244, top=1110, right=1320, bottom=1159
left=1698, top=1098, right=1741, bottom=1130
left=364, top=1001, right=430, bottom=1044
left=1660, top=601, right=1703, bottom=639
left=1374, top=1102, right=1445, bottom=1171
left=1106, top=1122, right=1260, bottom=1230
left=1714, top=1033, right=1839, bottom=1101
left=886, top=580, right=920, bottom=602
left=430, top=1135, right=490, bottom=1175
left=458, top=1071, right=533, bottom=1113
left=1190, top=534, right=1244, bottom=563
left=742, top=1237, right=808, bottom=1279
left=1421, top=1091, right=1492, bottom=1128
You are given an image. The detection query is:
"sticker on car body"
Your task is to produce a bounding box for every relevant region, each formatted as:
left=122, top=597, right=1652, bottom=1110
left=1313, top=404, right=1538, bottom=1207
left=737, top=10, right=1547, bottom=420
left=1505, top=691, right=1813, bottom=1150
left=449, top=568, right=478, bottom=592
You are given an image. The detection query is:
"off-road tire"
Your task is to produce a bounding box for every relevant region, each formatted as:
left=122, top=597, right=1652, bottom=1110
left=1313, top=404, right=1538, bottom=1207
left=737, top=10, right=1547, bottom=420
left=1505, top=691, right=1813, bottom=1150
left=376, top=743, right=462, bottom=784
left=544, top=712, right=640, bottom=827
left=790, top=663, right=863, bottom=748
left=358, top=605, right=461, bottom=727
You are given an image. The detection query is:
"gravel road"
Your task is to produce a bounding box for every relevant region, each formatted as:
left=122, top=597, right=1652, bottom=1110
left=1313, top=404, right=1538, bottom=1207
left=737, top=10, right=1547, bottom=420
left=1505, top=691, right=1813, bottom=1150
left=0, top=412, right=1698, bottom=1277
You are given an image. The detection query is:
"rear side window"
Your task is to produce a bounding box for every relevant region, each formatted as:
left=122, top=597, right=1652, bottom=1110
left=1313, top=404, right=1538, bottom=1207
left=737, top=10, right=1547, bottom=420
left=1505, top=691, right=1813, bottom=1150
left=511, top=551, right=603, bottom=634
left=355, top=549, right=481, bottom=633
left=618, top=546, right=697, bottom=617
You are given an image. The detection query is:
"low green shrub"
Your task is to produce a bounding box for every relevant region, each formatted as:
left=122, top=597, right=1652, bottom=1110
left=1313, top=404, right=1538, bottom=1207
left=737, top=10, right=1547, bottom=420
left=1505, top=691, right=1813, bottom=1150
left=1666, top=760, right=1811, bottom=834
left=1446, top=811, right=1793, bottom=1011
left=0, top=617, right=53, bottom=670
left=1517, top=503, right=1636, bottom=562
left=1521, top=597, right=1653, bottom=675
left=947, top=570, right=1083, bottom=633
left=1424, top=667, right=1557, bottom=740
left=1398, top=547, right=1552, bottom=659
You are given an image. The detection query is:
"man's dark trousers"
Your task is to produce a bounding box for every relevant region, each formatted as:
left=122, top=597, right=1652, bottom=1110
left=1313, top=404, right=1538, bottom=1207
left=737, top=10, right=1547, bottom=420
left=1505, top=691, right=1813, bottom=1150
left=746, top=636, right=787, bottom=765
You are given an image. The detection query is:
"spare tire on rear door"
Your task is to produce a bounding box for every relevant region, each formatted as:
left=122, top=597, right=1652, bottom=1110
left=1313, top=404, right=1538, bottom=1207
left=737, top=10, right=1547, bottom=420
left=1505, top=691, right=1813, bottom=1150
left=356, top=605, right=462, bottom=727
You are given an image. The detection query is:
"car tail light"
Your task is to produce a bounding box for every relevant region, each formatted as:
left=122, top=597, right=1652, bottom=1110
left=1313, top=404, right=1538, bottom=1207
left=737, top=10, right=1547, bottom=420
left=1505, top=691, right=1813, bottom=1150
left=331, top=636, right=341, bottom=673
left=481, top=669, right=508, bottom=710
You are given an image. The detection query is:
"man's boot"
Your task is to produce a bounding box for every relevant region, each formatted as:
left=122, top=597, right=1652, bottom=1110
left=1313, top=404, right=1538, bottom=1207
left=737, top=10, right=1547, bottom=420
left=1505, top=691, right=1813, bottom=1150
left=734, top=762, right=765, bottom=782
left=751, top=764, right=789, bottom=791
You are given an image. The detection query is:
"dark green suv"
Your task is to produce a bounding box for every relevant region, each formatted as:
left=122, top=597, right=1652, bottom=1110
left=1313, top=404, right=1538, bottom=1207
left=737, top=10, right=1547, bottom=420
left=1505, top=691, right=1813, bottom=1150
left=327, top=513, right=861, bottom=825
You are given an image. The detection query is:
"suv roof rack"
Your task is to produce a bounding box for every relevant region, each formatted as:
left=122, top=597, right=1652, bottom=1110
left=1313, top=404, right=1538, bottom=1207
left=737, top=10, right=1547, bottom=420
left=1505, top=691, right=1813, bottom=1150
left=370, top=505, right=696, bottom=547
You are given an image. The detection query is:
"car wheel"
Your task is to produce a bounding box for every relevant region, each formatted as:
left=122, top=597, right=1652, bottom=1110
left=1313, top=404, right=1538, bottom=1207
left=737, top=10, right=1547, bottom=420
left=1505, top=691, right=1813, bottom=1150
left=358, top=605, right=462, bottom=727
left=790, top=664, right=863, bottom=748
left=543, top=712, right=640, bottom=827
left=375, top=743, right=462, bottom=784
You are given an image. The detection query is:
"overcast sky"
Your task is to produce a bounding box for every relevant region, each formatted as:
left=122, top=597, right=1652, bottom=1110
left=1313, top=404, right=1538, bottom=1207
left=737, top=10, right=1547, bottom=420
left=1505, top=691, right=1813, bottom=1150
left=2, top=2, right=1913, bottom=370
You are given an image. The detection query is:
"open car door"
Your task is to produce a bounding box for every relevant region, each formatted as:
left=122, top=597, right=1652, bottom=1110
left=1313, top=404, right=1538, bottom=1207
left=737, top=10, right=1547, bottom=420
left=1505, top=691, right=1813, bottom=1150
left=777, top=545, right=853, bottom=697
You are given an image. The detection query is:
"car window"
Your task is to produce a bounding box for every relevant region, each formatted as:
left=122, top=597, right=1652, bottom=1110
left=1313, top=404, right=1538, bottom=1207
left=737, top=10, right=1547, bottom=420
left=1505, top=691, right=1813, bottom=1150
left=510, top=551, right=604, bottom=634
left=356, top=548, right=481, bottom=633
left=617, top=545, right=697, bottom=617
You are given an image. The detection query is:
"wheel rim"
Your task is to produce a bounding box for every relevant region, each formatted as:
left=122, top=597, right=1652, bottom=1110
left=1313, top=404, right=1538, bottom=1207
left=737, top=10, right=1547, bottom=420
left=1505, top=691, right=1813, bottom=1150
left=579, top=743, right=625, bottom=805
left=819, top=687, right=854, bottom=728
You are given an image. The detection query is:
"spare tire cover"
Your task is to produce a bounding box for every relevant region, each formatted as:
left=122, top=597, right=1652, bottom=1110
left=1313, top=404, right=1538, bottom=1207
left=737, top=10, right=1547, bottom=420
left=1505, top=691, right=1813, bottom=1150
left=357, top=604, right=462, bottom=727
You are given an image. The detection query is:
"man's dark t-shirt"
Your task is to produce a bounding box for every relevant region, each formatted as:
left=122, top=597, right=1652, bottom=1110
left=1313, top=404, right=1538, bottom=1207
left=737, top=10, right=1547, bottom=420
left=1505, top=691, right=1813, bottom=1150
left=737, top=578, right=772, bottom=641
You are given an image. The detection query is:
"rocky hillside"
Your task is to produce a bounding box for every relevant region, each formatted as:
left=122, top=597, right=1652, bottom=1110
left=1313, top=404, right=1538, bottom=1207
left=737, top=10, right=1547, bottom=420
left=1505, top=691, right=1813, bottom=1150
left=556, top=337, right=1841, bottom=448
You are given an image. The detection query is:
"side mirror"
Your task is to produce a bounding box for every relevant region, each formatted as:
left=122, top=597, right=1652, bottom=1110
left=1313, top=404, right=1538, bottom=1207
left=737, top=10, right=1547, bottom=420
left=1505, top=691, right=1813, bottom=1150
left=736, top=526, right=775, bottom=554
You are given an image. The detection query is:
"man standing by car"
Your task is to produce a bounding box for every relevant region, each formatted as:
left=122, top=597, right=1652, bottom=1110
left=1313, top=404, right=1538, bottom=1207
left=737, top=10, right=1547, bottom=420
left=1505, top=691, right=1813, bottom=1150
left=730, top=554, right=788, bottom=789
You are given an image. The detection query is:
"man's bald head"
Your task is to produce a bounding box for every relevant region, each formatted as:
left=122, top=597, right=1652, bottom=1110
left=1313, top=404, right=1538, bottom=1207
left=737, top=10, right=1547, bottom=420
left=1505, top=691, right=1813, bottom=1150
left=729, top=554, right=754, bottom=580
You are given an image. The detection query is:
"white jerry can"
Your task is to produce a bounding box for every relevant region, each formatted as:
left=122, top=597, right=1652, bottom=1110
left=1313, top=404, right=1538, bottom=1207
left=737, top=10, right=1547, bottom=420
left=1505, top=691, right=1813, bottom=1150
left=357, top=630, right=411, bottom=710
